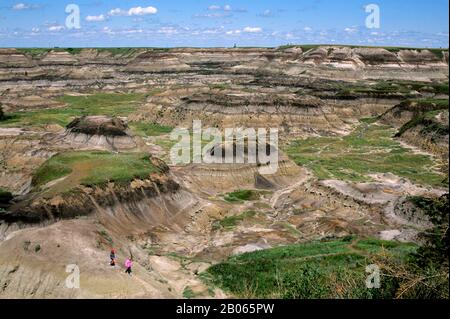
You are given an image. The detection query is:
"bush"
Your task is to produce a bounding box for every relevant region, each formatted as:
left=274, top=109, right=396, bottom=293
left=0, top=188, right=13, bottom=204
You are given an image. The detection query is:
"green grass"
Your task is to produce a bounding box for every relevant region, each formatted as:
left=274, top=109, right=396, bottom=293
left=222, top=189, right=266, bottom=202
left=209, top=83, right=232, bottom=90
left=390, top=99, right=449, bottom=139
left=32, top=151, right=159, bottom=189
left=333, top=81, right=448, bottom=99
left=129, top=122, right=173, bottom=137
left=204, top=237, right=417, bottom=299
left=0, top=92, right=148, bottom=128
left=213, top=211, right=257, bottom=230
left=396, top=111, right=449, bottom=139
left=284, top=123, right=446, bottom=186
left=182, top=286, right=195, bottom=299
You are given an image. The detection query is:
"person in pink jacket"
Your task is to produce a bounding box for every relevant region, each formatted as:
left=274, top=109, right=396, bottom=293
left=125, top=257, right=133, bottom=276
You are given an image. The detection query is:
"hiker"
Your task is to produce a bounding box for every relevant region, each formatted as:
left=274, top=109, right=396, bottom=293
left=110, top=249, right=116, bottom=266
left=125, top=257, right=133, bottom=275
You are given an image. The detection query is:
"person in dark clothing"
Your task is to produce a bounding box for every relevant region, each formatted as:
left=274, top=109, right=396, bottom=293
left=110, top=249, right=116, bottom=266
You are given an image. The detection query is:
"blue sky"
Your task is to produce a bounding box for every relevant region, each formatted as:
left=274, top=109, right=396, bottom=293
left=0, top=0, right=448, bottom=48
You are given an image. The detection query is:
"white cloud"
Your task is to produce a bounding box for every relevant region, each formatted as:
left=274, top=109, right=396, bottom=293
left=225, top=29, right=242, bottom=35
left=48, top=25, right=65, bottom=32
left=86, top=14, right=106, bottom=22
left=208, top=5, right=221, bottom=10
left=108, top=8, right=125, bottom=16
left=243, top=26, right=262, bottom=33
left=303, top=26, right=312, bottom=32
left=108, top=6, right=157, bottom=17
left=31, top=27, right=39, bottom=33
left=128, top=6, right=158, bottom=16
left=344, top=27, right=358, bottom=33
left=12, top=3, right=38, bottom=10
left=223, top=5, right=232, bottom=11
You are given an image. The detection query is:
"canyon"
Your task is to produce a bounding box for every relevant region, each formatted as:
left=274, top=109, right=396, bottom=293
left=0, top=46, right=448, bottom=298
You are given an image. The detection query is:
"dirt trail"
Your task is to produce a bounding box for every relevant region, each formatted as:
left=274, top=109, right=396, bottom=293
left=270, top=173, right=311, bottom=209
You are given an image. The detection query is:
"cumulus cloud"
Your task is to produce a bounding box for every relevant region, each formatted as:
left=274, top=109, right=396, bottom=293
left=86, top=14, right=106, bottom=22
left=128, top=6, right=158, bottom=16
left=48, top=25, right=65, bottom=32
left=108, top=6, right=158, bottom=17
left=243, top=26, right=262, bottom=33
left=12, top=3, right=39, bottom=10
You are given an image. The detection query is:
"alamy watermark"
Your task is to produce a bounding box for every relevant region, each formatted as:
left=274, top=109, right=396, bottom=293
left=365, top=264, right=381, bottom=289
left=65, top=4, right=81, bottom=29
left=65, top=264, right=80, bottom=289
left=365, top=4, right=380, bottom=29
left=169, top=120, right=279, bottom=175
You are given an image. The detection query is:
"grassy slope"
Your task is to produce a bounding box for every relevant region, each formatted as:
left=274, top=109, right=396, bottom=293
left=0, top=92, right=173, bottom=138
left=284, top=123, right=446, bottom=187
left=0, top=93, right=147, bottom=128
left=204, top=237, right=416, bottom=299
left=32, top=151, right=159, bottom=192
left=213, top=210, right=257, bottom=230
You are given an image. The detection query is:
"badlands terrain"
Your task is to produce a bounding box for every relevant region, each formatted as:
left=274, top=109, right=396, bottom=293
left=0, top=46, right=448, bottom=298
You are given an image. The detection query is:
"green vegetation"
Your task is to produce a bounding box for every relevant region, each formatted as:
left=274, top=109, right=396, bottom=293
left=408, top=194, right=449, bottom=268
left=97, top=230, right=114, bottom=246
left=0, top=92, right=148, bottom=128
left=284, top=123, right=446, bottom=186
left=209, top=83, right=232, bottom=90
left=34, top=244, right=41, bottom=253
left=204, top=237, right=417, bottom=299
left=396, top=111, right=449, bottom=140
left=213, top=211, right=257, bottom=230
left=182, top=286, right=195, bottom=299
left=32, top=151, right=159, bottom=190
left=390, top=99, right=449, bottom=140
left=129, top=122, right=173, bottom=137
left=17, top=48, right=54, bottom=57
left=337, top=81, right=448, bottom=98
left=393, top=98, right=449, bottom=114
left=222, top=189, right=268, bottom=202
left=0, top=187, right=13, bottom=204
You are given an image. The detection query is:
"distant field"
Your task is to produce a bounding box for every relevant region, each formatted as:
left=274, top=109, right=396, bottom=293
left=284, top=123, right=446, bottom=187
left=0, top=92, right=148, bottom=128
